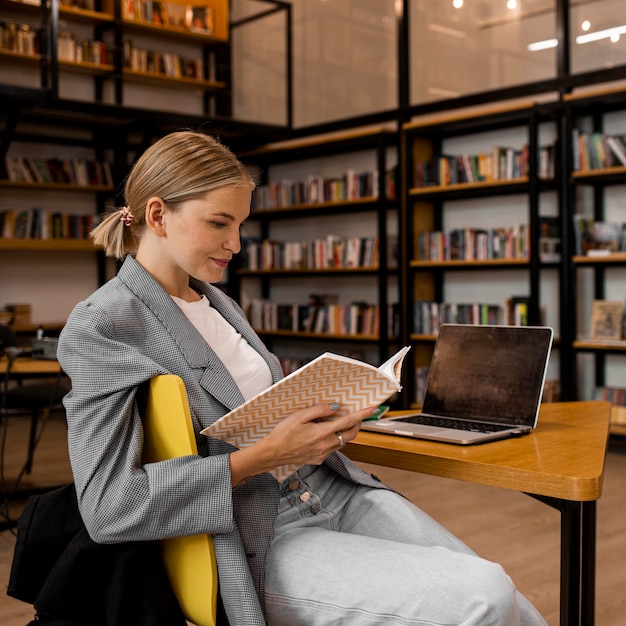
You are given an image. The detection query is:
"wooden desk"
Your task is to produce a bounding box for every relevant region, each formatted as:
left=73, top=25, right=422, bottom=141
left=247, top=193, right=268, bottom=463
left=0, top=356, right=62, bottom=376
left=345, top=401, right=611, bottom=626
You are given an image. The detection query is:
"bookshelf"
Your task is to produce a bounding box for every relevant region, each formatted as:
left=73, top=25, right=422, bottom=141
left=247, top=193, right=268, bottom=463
left=0, top=111, right=116, bottom=328
left=0, top=0, right=231, bottom=115
left=562, top=87, right=626, bottom=435
left=236, top=128, right=400, bottom=374
left=401, top=102, right=561, bottom=408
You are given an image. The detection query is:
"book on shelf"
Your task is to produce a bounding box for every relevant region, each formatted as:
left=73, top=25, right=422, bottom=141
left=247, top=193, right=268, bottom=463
left=252, top=168, right=379, bottom=210
left=417, top=225, right=529, bottom=262
left=0, top=208, right=99, bottom=240
left=572, top=129, right=626, bottom=170
left=0, top=20, right=38, bottom=56
left=415, top=141, right=556, bottom=189
left=539, top=216, right=561, bottom=262
left=572, top=215, right=626, bottom=256
left=542, top=379, right=561, bottom=403
left=247, top=296, right=394, bottom=337
left=186, top=5, right=213, bottom=33
left=241, top=235, right=385, bottom=271
left=4, top=155, right=113, bottom=187
left=412, top=301, right=502, bottom=334
left=597, top=386, right=626, bottom=425
left=504, top=295, right=531, bottom=326
left=201, top=345, right=411, bottom=481
left=589, top=300, right=624, bottom=341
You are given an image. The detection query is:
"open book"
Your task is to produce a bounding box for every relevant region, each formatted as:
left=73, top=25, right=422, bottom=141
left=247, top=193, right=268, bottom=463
left=201, top=346, right=411, bottom=481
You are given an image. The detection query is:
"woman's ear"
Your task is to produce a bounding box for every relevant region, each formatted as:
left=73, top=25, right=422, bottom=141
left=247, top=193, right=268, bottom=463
left=144, top=197, right=167, bottom=236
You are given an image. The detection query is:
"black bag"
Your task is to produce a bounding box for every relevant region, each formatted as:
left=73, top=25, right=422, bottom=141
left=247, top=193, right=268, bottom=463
left=8, top=483, right=186, bottom=626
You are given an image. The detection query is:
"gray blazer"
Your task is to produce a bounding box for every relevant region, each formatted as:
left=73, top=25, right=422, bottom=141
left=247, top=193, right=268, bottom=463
left=58, top=254, right=387, bottom=626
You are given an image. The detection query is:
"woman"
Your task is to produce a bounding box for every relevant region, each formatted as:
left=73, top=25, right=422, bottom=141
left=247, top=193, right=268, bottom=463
left=58, top=130, right=546, bottom=625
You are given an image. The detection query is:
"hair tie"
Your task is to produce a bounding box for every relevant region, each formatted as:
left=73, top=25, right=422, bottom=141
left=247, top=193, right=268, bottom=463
left=119, top=207, right=134, bottom=227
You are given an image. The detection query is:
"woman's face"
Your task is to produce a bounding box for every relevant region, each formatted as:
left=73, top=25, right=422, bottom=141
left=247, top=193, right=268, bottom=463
left=160, top=185, right=251, bottom=284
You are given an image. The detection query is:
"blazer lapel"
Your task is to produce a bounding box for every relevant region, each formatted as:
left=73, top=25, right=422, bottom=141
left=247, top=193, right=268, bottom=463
left=118, top=256, right=280, bottom=412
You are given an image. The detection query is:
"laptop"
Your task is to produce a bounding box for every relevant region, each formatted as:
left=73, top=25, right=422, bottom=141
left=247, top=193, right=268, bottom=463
left=361, top=323, right=554, bottom=444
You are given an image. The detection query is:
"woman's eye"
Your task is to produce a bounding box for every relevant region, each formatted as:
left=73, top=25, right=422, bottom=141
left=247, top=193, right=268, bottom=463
left=210, top=221, right=227, bottom=229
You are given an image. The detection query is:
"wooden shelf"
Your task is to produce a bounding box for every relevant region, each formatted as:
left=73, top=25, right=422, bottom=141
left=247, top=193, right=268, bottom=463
left=59, top=60, right=115, bottom=76
left=0, top=238, right=97, bottom=252
left=410, top=258, right=529, bottom=269
left=121, top=18, right=228, bottom=44
left=242, top=127, right=394, bottom=158
left=402, top=101, right=535, bottom=132
left=122, top=68, right=226, bottom=91
left=564, top=85, right=626, bottom=103
left=573, top=166, right=626, bottom=179
left=238, top=266, right=384, bottom=276
left=574, top=339, right=626, bottom=352
left=255, top=329, right=382, bottom=342
left=409, top=177, right=529, bottom=196
left=409, top=333, right=437, bottom=342
left=0, top=0, right=39, bottom=15
left=0, top=49, right=40, bottom=64
left=11, top=321, right=65, bottom=334
left=574, top=252, right=626, bottom=265
left=58, top=6, right=114, bottom=23
left=0, top=180, right=113, bottom=192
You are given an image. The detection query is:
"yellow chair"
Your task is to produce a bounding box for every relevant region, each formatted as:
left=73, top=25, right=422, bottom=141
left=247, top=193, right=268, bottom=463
left=142, top=374, right=218, bottom=626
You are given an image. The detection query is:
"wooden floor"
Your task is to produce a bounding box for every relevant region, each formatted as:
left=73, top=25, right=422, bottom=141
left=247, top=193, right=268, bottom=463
left=2, top=411, right=626, bottom=625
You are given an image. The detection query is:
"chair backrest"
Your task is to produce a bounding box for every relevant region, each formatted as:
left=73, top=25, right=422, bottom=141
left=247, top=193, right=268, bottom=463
left=142, top=374, right=218, bottom=626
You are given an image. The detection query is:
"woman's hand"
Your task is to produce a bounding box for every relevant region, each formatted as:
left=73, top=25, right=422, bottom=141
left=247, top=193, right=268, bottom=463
left=228, top=403, right=377, bottom=487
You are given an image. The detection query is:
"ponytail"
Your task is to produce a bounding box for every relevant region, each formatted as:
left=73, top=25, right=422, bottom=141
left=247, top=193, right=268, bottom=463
left=90, top=207, right=138, bottom=259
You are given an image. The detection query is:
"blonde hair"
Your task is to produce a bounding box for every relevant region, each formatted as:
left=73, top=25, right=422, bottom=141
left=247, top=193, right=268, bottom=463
left=91, top=131, right=254, bottom=258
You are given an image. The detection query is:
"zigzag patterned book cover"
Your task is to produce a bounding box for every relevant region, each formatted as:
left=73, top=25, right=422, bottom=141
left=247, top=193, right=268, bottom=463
left=202, top=346, right=410, bottom=480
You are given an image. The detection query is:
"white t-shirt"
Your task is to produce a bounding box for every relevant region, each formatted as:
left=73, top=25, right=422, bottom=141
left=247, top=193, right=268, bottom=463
left=171, top=294, right=273, bottom=401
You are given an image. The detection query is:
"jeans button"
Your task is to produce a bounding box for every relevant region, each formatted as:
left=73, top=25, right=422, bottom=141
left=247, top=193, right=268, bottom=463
left=299, top=491, right=311, bottom=502
left=288, top=479, right=300, bottom=491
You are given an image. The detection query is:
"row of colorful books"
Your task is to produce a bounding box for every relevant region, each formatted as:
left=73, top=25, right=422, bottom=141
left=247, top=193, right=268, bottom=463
left=0, top=20, right=39, bottom=56
left=0, top=208, right=99, bottom=241
left=58, top=32, right=112, bottom=65
left=413, top=301, right=502, bottom=335
left=416, top=225, right=530, bottom=262
left=240, top=236, right=383, bottom=271
left=123, top=40, right=204, bottom=79
left=252, top=167, right=397, bottom=210
left=248, top=299, right=400, bottom=338
left=122, top=1, right=214, bottom=34
left=413, top=143, right=556, bottom=188
left=4, top=155, right=114, bottom=187
left=572, top=129, right=626, bottom=171
left=413, top=298, right=532, bottom=334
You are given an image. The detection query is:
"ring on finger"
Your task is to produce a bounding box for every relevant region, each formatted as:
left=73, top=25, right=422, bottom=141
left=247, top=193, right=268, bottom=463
left=335, top=430, right=344, bottom=446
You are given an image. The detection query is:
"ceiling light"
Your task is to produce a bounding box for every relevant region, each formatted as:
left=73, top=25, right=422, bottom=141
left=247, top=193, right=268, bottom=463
left=527, top=38, right=559, bottom=51
left=576, top=25, right=626, bottom=44
left=581, top=20, right=590, bottom=32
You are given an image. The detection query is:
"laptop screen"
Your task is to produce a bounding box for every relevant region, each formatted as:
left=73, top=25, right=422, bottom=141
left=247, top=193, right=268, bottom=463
left=422, top=324, right=554, bottom=427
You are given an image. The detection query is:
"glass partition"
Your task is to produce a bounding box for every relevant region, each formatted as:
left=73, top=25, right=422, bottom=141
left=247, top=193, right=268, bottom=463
left=570, top=0, right=626, bottom=74
left=410, top=0, right=557, bottom=104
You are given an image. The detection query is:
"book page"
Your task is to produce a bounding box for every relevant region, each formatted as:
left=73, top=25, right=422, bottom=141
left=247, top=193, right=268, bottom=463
left=202, top=346, right=410, bottom=480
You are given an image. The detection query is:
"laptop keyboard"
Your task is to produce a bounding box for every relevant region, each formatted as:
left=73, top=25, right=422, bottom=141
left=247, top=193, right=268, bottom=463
left=394, top=414, right=512, bottom=433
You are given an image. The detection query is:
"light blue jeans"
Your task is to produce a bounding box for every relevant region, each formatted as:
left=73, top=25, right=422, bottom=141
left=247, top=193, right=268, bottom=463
left=265, top=464, right=547, bottom=626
